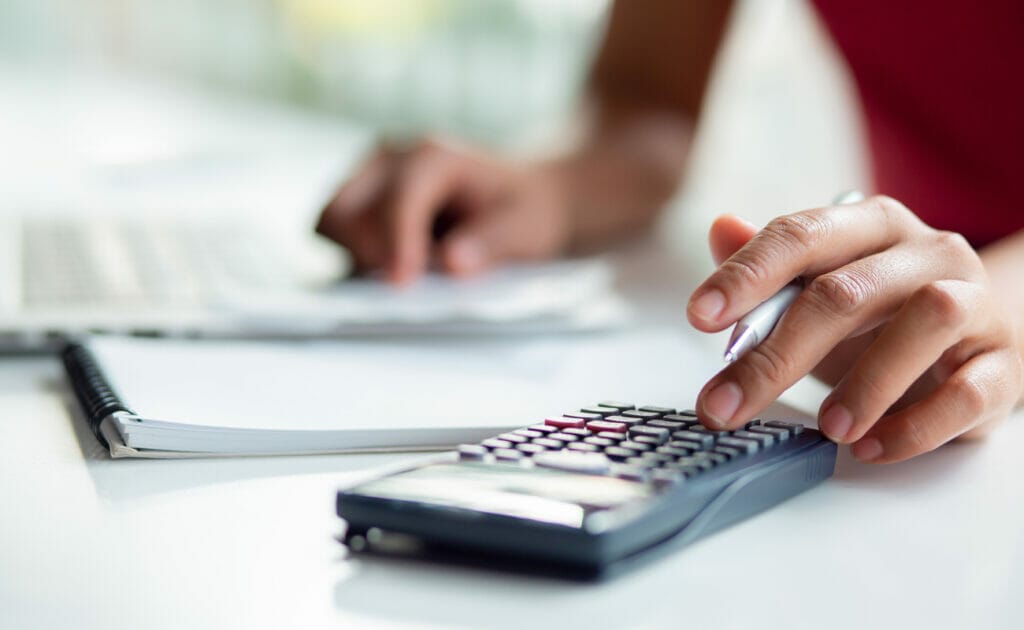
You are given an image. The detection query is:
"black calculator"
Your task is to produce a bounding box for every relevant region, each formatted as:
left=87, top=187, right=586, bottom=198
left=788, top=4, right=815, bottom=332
left=337, top=402, right=837, bottom=579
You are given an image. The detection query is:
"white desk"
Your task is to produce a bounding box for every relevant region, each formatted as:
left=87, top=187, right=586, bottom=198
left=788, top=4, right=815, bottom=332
left=2, top=64, right=1024, bottom=630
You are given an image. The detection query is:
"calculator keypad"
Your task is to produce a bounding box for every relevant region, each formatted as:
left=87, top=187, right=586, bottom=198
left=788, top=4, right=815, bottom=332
left=458, top=402, right=807, bottom=485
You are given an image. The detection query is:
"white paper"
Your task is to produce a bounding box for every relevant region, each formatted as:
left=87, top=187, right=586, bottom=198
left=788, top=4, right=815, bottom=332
left=86, top=327, right=720, bottom=453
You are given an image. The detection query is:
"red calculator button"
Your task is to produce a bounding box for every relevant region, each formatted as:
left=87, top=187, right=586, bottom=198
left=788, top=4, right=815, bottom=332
left=586, top=420, right=628, bottom=433
left=545, top=416, right=586, bottom=429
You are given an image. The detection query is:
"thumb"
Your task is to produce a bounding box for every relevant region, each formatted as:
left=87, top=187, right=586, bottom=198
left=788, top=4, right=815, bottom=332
left=709, top=214, right=759, bottom=266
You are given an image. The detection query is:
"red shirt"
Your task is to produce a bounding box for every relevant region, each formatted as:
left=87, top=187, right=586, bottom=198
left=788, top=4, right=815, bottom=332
left=812, top=0, right=1024, bottom=247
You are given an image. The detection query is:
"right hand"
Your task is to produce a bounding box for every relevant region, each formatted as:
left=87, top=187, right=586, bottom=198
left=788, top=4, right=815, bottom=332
left=316, top=138, right=572, bottom=285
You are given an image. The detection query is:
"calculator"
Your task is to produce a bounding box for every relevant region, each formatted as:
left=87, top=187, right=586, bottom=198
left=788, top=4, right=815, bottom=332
left=337, top=402, right=837, bottom=579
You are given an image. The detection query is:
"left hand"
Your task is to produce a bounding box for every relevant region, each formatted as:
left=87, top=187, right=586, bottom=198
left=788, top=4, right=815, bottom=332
left=687, top=195, right=1023, bottom=463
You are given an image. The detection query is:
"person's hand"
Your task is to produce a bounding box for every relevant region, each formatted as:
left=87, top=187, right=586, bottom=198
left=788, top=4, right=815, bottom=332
left=687, top=196, right=1023, bottom=463
left=316, top=138, right=571, bottom=285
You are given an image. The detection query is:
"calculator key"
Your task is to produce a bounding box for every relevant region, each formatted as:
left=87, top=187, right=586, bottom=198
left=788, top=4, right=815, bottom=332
left=604, top=415, right=644, bottom=427
left=528, top=424, right=558, bottom=434
left=534, top=451, right=611, bottom=475
left=612, top=465, right=649, bottom=482
left=713, top=445, right=741, bottom=459
left=663, top=414, right=699, bottom=425
left=703, top=452, right=729, bottom=466
left=748, top=425, right=790, bottom=441
left=580, top=406, right=615, bottom=416
left=689, top=452, right=720, bottom=469
left=668, top=465, right=702, bottom=478
left=513, top=429, right=544, bottom=439
left=597, top=431, right=627, bottom=441
left=733, top=430, right=774, bottom=448
left=458, top=444, right=488, bottom=460
left=676, top=409, right=698, bottom=417
left=597, top=401, right=635, bottom=411
left=668, top=439, right=704, bottom=451
left=670, top=456, right=712, bottom=472
left=533, top=438, right=566, bottom=449
left=628, top=426, right=670, bottom=444
left=548, top=432, right=580, bottom=443
left=638, top=452, right=676, bottom=465
left=631, top=435, right=662, bottom=446
left=672, top=431, right=715, bottom=449
left=567, top=442, right=600, bottom=453
left=584, top=436, right=615, bottom=448
left=625, top=456, right=650, bottom=467
left=638, top=405, right=676, bottom=415
left=686, top=425, right=727, bottom=435
left=545, top=416, right=586, bottom=429
left=604, top=446, right=639, bottom=461
left=563, top=411, right=604, bottom=421
left=763, top=420, right=805, bottom=435
left=563, top=428, right=593, bottom=437
left=494, top=448, right=524, bottom=462
left=647, top=420, right=687, bottom=431
left=619, top=440, right=653, bottom=452
left=482, top=438, right=513, bottom=450
left=622, top=410, right=661, bottom=420
left=652, top=469, right=687, bottom=485
left=674, top=456, right=713, bottom=471
left=516, top=443, right=547, bottom=455
left=717, top=436, right=759, bottom=454
left=587, top=420, right=628, bottom=433
left=498, top=432, right=529, bottom=444
left=656, top=446, right=693, bottom=457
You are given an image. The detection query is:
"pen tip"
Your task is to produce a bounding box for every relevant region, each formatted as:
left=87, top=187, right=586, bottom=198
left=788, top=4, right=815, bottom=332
left=723, top=350, right=736, bottom=364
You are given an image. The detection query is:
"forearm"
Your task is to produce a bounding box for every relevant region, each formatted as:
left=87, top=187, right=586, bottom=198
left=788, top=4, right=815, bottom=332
left=980, top=229, right=1024, bottom=404
left=543, top=109, right=693, bottom=253
left=535, top=0, right=732, bottom=253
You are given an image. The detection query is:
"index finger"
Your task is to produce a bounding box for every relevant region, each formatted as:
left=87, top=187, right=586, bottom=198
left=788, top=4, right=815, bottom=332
left=385, top=145, right=470, bottom=284
left=687, top=196, right=920, bottom=332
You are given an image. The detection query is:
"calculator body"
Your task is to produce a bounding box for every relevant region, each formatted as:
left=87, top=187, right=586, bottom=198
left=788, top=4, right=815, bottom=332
left=337, top=412, right=836, bottom=579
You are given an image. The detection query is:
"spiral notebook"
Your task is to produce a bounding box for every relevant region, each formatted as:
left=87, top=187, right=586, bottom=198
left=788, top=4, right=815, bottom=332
left=62, top=331, right=718, bottom=459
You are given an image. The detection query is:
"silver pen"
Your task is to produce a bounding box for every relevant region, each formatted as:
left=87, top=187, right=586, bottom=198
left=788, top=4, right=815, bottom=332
left=723, top=190, right=866, bottom=363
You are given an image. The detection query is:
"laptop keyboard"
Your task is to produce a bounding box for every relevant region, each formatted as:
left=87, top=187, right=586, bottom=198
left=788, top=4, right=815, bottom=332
left=22, top=218, right=291, bottom=308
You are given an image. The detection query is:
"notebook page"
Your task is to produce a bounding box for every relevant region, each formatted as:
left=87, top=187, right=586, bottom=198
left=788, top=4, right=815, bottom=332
left=87, top=329, right=719, bottom=435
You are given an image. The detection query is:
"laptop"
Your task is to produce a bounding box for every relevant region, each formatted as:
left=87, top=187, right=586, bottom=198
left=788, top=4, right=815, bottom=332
left=0, top=213, right=628, bottom=352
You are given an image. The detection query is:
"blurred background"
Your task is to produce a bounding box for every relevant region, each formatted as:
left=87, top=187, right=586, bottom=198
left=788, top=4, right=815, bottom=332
left=0, top=0, right=867, bottom=256
left=1, top=0, right=605, bottom=146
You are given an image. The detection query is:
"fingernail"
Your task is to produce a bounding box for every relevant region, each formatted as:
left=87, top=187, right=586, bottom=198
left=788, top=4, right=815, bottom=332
left=819, top=402, right=853, bottom=442
left=702, top=381, right=742, bottom=427
left=690, top=289, right=726, bottom=323
left=852, top=437, right=884, bottom=462
left=449, top=238, right=485, bottom=273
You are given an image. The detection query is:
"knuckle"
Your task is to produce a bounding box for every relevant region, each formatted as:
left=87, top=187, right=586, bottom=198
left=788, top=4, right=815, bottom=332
left=933, top=230, right=983, bottom=275
left=915, top=281, right=969, bottom=330
left=869, top=194, right=912, bottom=222
left=806, top=271, right=871, bottom=317
left=951, top=374, right=988, bottom=420
left=741, top=342, right=797, bottom=388
left=717, top=254, right=771, bottom=289
left=763, top=212, right=830, bottom=252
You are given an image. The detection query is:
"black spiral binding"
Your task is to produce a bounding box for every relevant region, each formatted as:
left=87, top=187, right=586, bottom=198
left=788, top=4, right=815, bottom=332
left=61, top=343, right=135, bottom=447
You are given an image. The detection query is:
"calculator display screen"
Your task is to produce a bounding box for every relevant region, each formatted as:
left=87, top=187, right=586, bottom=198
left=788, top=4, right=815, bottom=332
left=351, top=463, right=654, bottom=528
